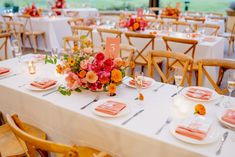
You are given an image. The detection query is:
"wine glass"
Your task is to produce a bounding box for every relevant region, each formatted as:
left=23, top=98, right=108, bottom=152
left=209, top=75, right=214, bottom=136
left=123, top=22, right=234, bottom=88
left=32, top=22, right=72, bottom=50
left=134, top=72, right=144, bottom=105
left=225, top=71, right=235, bottom=108
left=12, top=39, right=22, bottom=62
left=174, top=67, right=183, bottom=95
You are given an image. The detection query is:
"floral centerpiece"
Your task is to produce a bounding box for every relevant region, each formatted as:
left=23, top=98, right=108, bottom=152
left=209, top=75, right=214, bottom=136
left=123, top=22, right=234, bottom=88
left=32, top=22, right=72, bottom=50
left=51, top=0, right=66, bottom=15
left=119, top=17, right=148, bottom=32
left=161, top=3, right=181, bottom=17
left=46, top=37, right=134, bottom=96
left=23, top=3, right=43, bottom=17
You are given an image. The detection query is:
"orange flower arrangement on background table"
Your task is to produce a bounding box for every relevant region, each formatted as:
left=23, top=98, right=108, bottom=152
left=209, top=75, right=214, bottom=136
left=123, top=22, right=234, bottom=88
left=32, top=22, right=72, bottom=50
left=23, top=3, right=43, bottom=17
left=46, top=38, right=134, bottom=96
left=119, top=17, right=148, bottom=32
left=161, top=6, right=181, bottom=18
left=51, top=0, right=66, bottom=15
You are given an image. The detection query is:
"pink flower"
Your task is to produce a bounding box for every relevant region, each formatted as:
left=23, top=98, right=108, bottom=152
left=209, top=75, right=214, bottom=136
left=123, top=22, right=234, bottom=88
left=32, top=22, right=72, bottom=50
left=65, top=72, right=80, bottom=90
left=86, top=71, right=98, bottom=83
left=80, top=60, right=89, bottom=70
left=95, top=52, right=105, bottom=61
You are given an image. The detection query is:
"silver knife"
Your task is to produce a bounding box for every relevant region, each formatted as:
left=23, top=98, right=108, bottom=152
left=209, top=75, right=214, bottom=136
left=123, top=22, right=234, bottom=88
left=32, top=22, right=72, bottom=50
left=171, top=87, right=185, bottom=97
left=216, top=132, right=229, bottom=155
left=0, top=73, right=18, bottom=80
left=121, top=109, right=144, bottom=125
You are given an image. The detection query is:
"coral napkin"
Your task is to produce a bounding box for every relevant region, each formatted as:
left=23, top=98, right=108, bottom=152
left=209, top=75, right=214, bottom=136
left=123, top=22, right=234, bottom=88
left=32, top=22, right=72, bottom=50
left=222, top=109, right=235, bottom=125
left=0, top=67, right=10, bottom=75
left=175, top=117, right=212, bottom=140
left=129, top=79, right=152, bottom=88
left=186, top=88, right=212, bottom=100
left=31, top=79, right=57, bottom=89
left=95, top=100, right=126, bottom=116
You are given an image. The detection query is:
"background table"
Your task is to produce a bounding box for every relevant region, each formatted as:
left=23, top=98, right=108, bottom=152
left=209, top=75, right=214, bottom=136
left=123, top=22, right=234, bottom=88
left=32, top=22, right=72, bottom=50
left=0, top=56, right=234, bottom=157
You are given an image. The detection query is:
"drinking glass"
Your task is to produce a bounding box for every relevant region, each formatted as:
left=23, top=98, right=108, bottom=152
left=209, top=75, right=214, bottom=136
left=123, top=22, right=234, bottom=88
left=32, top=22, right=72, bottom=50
left=225, top=71, right=235, bottom=108
left=12, top=39, right=22, bottom=62
left=174, top=67, right=183, bottom=95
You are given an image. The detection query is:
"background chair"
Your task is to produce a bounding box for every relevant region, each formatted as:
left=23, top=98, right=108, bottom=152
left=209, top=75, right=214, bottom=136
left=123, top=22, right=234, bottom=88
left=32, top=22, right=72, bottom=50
left=194, top=23, right=220, bottom=36
left=0, top=33, right=10, bottom=60
left=7, top=114, right=111, bottom=157
left=70, top=26, right=93, bottom=44
left=146, top=19, right=164, bottom=30
left=148, top=50, right=193, bottom=86
left=171, top=21, right=192, bottom=33
left=68, top=18, right=84, bottom=27
left=185, top=17, right=205, bottom=24
left=162, top=36, right=198, bottom=85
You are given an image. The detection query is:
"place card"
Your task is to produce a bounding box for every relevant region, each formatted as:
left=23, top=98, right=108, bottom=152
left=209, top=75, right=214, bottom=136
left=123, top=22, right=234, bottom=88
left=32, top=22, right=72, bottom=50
left=105, top=37, right=120, bottom=59
left=137, top=8, right=143, bottom=18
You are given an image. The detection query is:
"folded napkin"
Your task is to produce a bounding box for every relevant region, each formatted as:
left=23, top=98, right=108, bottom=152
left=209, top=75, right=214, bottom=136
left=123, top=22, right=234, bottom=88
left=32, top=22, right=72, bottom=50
left=222, top=109, right=235, bottom=125
left=129, top=79, right=152, bottom=88
left=175, top=117, right=212, bottom=141
left=186, top=88, right=212, bottom=100
left=0, top=67, right=10, bottom=75
left=30, top=79, right=57, bottom=89
left=95, top=100, right=126, bottom=116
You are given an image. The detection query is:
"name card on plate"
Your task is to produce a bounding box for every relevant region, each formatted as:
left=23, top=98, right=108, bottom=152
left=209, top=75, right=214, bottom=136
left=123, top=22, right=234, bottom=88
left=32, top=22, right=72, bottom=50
left=105, top=37, right=120, bottom=59
left=137, top=8, right=143, bottom=18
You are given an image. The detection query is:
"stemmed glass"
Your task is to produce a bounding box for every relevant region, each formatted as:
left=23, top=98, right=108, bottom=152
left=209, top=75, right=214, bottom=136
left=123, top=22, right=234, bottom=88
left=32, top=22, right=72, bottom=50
left=134, top=72, right=144, bottom=105
left=174, top=67, right=183, bottom=96
left=12, top=39, right=22, bottom=63
left=225, top=71, right=235, bottom=108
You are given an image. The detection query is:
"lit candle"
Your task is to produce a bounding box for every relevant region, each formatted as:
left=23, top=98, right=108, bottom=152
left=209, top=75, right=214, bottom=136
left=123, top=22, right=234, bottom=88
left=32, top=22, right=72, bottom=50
left=28, top=61, right=36, bottom=74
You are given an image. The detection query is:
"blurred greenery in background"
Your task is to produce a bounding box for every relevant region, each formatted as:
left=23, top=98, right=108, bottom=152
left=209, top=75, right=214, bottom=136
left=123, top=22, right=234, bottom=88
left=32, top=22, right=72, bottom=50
left=0, top=0, right=233, bottom=13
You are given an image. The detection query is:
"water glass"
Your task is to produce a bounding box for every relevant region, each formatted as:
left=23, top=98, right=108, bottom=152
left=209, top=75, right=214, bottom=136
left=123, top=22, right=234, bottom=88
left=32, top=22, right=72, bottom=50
left=225, top=71, right=235, bottom=108
left=174, top=67, right=183, bottom=95
left=12, top=40, right=22, bottom=62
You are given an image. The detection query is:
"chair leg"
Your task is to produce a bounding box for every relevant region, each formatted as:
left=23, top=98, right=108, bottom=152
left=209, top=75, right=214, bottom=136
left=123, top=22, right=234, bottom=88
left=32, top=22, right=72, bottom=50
left=233, top=40, right=235, bottom=54
left=42, top=33, right=47, bottom=51
left=0, top=111, right=5, bottom=126
left=228, top=40, right=231, bottom=56
left=37, top=149, right=48, bottom=157
left=217, top=67, right=226, bottom=87
left=141, top=66, right=145, bottom=73
left=194, top=70, right=199, bottom=86
left=27, top=35, right=33, bottom=49
left=32, top=35, right=37, bottom=53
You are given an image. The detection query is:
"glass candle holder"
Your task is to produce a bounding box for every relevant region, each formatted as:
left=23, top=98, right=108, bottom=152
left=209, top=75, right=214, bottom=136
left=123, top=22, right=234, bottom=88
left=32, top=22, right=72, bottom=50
left=28, top=61, right=36, bottom=74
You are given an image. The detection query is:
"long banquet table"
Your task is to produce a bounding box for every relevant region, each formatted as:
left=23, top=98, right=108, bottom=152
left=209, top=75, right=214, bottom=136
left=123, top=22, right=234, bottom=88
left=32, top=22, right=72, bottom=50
left=0, top=55, right=234, bottom=157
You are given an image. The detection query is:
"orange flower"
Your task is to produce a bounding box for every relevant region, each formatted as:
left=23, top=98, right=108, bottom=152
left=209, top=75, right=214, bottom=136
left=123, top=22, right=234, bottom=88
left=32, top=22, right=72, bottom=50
left=108, top=83, right=117, bottom=94
left=68, top=58, right=75, bottom=66
left=73, top=45, right=79, bottom=52
left=129, top=26, right=133, bottom=31
left=56, top=64, right=63, bottom=74
left=78, top=70, right=86, bottom=78
left=138, top=93, right=144, bottom=101
left=129, top=61, right=135, bottom=69
left=194, top=104, right=206, bottom=116
left=111, top=69, right=123, bottom=83
left=121, top=60, right=127, bottom=67
left=133, top=22, right=140, bottom=30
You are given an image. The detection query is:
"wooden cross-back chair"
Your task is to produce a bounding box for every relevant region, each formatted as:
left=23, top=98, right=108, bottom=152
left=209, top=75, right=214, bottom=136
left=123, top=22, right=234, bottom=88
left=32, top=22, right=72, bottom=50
left=68, top=18, right=84, bottom=27
left=205, top=12, right=223, bottom=19
left=194, top=23, right=220, bottom=36
left=0, top=21, right=3, bottom=33
left=171, top=21, right=192, bottom=33
left=71, top=26, right=93, bottom=44
left=17, top=14, right=47, bottom=53
left=160, top=15, right=179, bottom=21
left=6, top=114, right=111, bottom=157
left=148, top=50, right=193, bottom=86
left=125, top=32, right=163, bottom=72
left=185, top=17, right=205, bottom=24
left=146, top=19, right=164, bottom=30
left=0, top=33, right=10, bottom=60
left=1, top=14, right=14, bottom=23
left=162, top=36, right=198, bottom=85
left=218, top=22, right=235, bottom=56
left=63, top=36, right=83, bottom=52
left=64, top=11, right=79, bottom=17
left=0, top=113, right=47, bottom=157
left=197, top=59, right=235, bottom=95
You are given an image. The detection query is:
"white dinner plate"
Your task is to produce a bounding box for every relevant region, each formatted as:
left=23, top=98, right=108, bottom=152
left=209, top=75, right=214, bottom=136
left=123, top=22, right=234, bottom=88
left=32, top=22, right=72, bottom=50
left=0, top=70, right=11, bottom=77
left=91, top=98, right=131, bottom=118
left=169, top=120, right=220, bottom=145
left=21, top=54, right=45, bottom=63
left=217, top=108, right=235, bottom=129
left=25, top=81, right=58, bottom=91
left=182, top=86, right=220, bottom=102
left=122, top=76, right=155, bottom=89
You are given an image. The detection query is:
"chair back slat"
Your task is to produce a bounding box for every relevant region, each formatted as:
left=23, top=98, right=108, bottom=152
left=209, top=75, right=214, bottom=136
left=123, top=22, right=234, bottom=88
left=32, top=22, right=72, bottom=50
left=146, top=19, right=164, bottom=30
left=148, top=50, right=192, bottom=85
left=68, top=18, right=84, bottom=27
left=197, top=59, right=235, bottom=95
left=71, top=26, right=93, bottom=43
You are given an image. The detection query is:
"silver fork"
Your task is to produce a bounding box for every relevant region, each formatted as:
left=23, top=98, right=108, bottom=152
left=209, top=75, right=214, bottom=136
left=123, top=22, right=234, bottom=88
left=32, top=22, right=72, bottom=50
left=216, top=132, right=229, bottom=155
left=80, top=95, right=100, bottom=110
left=155, top=117, right=172, bottom=135
left=154, top=84, right=165, bottom=92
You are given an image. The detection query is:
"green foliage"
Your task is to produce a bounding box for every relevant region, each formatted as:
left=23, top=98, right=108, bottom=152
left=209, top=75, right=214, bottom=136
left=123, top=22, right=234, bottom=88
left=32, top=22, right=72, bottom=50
left=58, top=86, right=71, bottom=96
left=45, top=55, right=57, bottom=64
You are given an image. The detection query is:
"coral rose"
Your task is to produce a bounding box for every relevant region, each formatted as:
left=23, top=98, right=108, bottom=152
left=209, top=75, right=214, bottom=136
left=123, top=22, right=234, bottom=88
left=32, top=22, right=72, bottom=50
left=111, top=69, right=122, bottom=83
left=86, top=71, right=98, bottom=83
left=65, top=72, right=80, bottom=90
left=80, top=60, right=89, bottom=70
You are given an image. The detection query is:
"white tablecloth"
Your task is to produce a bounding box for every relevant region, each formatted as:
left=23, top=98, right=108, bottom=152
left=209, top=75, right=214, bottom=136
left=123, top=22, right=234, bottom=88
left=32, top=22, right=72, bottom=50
left=0, top=56, right=234, bottom=157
